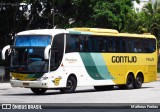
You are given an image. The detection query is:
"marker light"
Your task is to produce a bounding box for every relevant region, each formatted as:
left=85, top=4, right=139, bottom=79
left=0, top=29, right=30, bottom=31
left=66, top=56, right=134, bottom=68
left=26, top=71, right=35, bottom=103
left=37, top=77, right=48, bottom=81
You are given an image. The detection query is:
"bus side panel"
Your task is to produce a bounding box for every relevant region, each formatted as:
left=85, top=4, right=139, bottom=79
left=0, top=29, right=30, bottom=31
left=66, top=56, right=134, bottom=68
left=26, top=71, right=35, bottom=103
left=144, top=53, right=157, bottom=82
left=102, top=53, right=126, bottom=85
left=144, top=65, right=157, bottom=82
left=102, top=53, right=157, bottom=85
left=61, top=51, right=157, bottom=87
left=62, top=53, right=116, bottom=87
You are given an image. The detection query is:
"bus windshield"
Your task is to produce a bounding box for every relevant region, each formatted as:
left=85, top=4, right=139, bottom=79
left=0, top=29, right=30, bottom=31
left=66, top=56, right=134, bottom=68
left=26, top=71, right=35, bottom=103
left=11, top=47, right=48, bottom=73
left=10, top=35, right=51, bottom=73
left=15, top=35, right=51, bottom=47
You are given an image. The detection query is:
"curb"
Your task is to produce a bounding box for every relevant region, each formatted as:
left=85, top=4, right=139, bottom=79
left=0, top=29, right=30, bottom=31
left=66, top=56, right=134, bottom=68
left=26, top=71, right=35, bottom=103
left=157, top=77, right=160, bottom=81
left=0, top=83, right=12, bottom=90
left=157, top=73, right=160, bottom=81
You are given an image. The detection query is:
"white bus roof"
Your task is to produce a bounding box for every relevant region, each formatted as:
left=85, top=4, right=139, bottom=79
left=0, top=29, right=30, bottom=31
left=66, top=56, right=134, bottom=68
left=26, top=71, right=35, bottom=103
left=17, top=29, right=68, bottom=36
left=16, top=28, right=156, bottom=39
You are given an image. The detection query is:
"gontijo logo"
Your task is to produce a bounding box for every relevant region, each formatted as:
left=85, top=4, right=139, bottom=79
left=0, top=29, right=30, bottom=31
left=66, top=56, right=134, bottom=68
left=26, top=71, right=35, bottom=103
left=112, top=56, right=137, bottom=63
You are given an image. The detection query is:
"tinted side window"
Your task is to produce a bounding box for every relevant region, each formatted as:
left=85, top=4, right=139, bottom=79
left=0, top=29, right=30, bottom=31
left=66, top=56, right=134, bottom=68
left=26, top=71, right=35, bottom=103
left=107, top=38, right=113, bottom=52
left=85, top=36, right=107, bottom=52
left=122, top=38, right=127, bottom=52
left=114, top=38, right=122, bottom=52
left=149, top=39, right=156, bottom=53
left=66, top=34, right=156, bottom=53
left=50, top=34, right=64, bottom=70
left=66, top=35, right=77, bottom=53
left=142, top=39, right=150, bottom=53
left=126, top=38, right=133, bottom=52
left=66, top=34, right=91, bottom=52
left=133, top=39, right=142, bottom=53
left=79, top=35, right=89, bottom=52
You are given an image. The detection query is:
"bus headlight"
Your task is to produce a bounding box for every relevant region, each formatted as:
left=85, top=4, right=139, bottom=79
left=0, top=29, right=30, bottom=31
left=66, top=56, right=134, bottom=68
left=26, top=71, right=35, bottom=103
left=37, top=77, right=48, bottom=81
left=11, top=76, right=17, bottom=80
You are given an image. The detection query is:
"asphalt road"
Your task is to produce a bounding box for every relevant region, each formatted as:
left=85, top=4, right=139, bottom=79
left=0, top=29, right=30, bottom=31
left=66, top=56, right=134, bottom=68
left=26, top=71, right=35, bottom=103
left=0, top=80, right=160, bottom=111
left=0, top=80, right=160, bottom=103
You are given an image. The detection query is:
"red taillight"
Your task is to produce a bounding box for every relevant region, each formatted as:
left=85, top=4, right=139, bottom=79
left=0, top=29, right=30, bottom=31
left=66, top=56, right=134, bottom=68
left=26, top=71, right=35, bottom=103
left=19, top=68, right=24, bottom=71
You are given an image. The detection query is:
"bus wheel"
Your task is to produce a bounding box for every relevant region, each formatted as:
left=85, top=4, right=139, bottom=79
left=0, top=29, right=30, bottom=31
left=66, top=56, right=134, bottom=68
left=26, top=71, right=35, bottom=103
left=134, top=75, right=143, bottom=89
left=94, top=85, right=114, bottom=91
left=30, top=88, right=47, bottom=95
left=60, top=76, right=77, bottom=93
left=125, top=74, right=134, bottom=89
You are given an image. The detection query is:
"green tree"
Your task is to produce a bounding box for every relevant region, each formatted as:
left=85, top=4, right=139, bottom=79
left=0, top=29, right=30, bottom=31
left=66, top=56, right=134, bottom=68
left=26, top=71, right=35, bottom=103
left=148, top=2, right=160, bottom=36
left=141, top=1, right=160, bottom=40
left=123, top=10, right=148, bottom=33
left=92, top=0, right=133, bottom=31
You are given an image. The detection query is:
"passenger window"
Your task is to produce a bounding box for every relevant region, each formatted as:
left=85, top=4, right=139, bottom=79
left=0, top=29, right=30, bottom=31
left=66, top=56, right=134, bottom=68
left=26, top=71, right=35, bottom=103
left=66, top=35, right=76, bottom=52
left=122, top=39, right=127, bottom=52
left=149, top=39, right=156, bottom=53
left=88, top=37, right=93, bottom=52
left=143, top=39, right=149, bottom=53
left=108, top=39, right=113, bottom=52
left=133, top=39, right=142, bottom=53
left=114, top=38, right=121, bottom=52
left=127, top=39, right=134, bottom=53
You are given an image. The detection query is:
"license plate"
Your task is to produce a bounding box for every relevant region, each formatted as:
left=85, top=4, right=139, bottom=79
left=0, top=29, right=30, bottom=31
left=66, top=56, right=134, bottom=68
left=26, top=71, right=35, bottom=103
left=23, top=83, right=29, bottom=86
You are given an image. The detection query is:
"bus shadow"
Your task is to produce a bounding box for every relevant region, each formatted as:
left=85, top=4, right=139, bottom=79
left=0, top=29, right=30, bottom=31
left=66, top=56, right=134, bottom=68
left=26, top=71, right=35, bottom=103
left=1, top=91, right=61, bottom=96
left=1, top=89, right=96, bottom=96
left=1, top=86, right=153, bottom=96
left=0, top=88, right=10, bottom=90
left=74, top=86, right=153, bottom=93
left=74, top=86, right=154, bottom=94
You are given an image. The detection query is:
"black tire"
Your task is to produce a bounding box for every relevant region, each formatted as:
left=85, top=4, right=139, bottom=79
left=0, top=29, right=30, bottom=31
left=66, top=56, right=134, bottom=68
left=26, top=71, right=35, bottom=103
left=134, top=75, right=143, bottom=89
left=125, top=74, right=134, bottom=89
left=31, top=88, right=47, bottom=95
left=119, top=75, right=134, bottom=89
left=60, top=76, right=77, bottom=93
left=94, top=85, right=114, bottom=91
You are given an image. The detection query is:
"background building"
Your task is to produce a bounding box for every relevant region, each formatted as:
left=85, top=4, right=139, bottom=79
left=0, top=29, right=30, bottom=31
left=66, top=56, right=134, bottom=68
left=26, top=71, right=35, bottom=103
left=133, top=0, right=149, bottom=13
left=133, top=0, right=160, bottom=13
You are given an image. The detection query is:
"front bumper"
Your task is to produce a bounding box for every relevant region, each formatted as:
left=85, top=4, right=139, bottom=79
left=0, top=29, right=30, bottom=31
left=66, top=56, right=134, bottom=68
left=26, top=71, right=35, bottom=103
left=10, top=79, right=62, bottom=89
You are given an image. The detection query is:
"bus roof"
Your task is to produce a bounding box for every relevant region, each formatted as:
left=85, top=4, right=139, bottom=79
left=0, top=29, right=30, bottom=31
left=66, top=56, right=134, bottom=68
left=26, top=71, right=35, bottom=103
left=67, top=28, right=119, bottom=34
left=16, top=28, right=156, bottom=39
left=67, top=28, right=156, bottom=39
left=17, top=29, right=68, bottom=36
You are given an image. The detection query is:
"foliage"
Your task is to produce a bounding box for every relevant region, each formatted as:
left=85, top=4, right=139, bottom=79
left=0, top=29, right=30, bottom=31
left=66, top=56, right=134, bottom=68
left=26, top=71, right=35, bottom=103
left=122, top=0, right=160, bottom=46
left=128, top=1, right=160, bottom=44
left=0, top=0, right=160, bottom=52
left=143, top=1, right=160, bottom=42
left=92, top=0, right=133, bottom=31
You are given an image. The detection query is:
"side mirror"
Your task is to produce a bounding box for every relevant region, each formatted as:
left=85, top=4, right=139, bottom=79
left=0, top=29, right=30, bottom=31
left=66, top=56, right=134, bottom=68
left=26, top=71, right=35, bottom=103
left=1, top=45, right=11, bottom=60
left=44, top=45, right=51, bottom=60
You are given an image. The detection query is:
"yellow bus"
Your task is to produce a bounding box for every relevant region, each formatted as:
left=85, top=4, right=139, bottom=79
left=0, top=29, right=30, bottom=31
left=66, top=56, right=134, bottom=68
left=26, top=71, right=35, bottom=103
left=1, top=28, right=157, bottom=94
